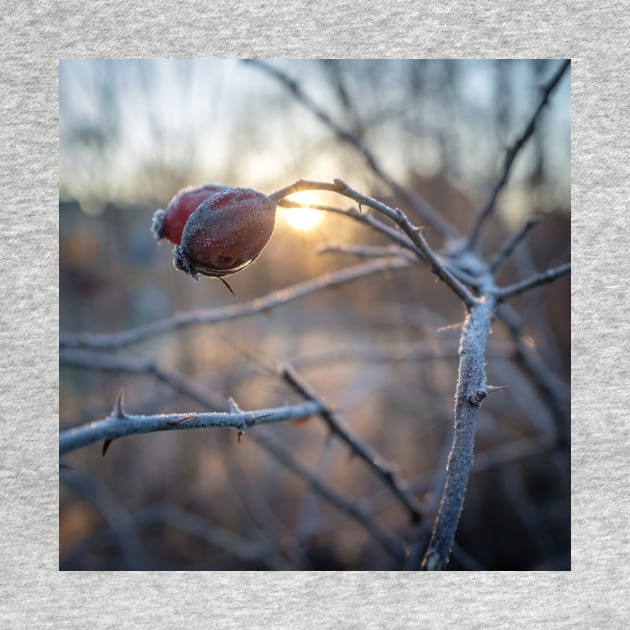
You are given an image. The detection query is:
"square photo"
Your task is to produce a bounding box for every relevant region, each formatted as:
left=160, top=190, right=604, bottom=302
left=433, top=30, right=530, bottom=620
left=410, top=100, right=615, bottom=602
left=59, top=59, right=570, bottom=570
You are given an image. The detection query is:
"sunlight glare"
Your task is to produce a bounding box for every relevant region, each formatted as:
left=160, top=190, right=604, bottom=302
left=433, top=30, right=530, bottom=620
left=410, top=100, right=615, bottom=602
left=280, top=191, right=325, bottom=231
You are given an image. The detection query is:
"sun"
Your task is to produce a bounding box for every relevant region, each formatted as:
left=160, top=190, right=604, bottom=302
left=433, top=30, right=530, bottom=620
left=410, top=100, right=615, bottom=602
left=280, top=191, right=325, bottom=231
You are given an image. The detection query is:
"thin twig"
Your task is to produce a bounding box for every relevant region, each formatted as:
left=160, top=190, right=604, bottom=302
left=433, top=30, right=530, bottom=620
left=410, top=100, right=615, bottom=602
left=59, top=398, right=323, bottom=455
left=245, top=59, right=456, bottom=238
left=279, top=362, right=423, bottom=523
left=495, top=262, right=570, bottom=301
left=489, top=216, right=542, bottom=273
left=467, top=60, right=570, bottom=250
left=60, top=256, right=411, bottom=350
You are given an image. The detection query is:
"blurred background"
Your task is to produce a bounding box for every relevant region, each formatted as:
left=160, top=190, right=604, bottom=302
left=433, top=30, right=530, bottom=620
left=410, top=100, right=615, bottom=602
left=59, top=59, right=570, bottom=570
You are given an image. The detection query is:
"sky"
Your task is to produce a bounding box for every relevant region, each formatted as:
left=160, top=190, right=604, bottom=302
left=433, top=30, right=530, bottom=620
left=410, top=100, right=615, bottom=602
left=59, top=59, right=570, bottom=224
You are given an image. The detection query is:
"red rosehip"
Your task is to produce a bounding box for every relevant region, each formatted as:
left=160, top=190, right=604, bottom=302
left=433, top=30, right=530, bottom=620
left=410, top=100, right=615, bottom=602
left=172, top=187, right=277, bottom=280
left=152, top=183, right=229, bottom=245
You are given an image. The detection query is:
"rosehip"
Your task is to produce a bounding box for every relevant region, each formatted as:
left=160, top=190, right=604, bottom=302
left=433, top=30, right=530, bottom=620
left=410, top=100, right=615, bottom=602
left=172, top=187, right=277, bottom=280
left=152, top=183, right=229, bottom=245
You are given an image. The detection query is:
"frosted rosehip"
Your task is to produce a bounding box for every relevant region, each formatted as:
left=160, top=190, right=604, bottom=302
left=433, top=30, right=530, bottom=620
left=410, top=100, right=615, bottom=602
left=152, top=183, right=229, bottom=245
left=172, top=187, right=277, bottom=280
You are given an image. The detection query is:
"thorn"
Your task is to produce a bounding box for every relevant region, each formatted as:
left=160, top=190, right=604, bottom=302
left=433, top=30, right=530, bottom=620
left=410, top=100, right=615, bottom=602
left=102, top=439, right=113, bottom=457
left=218, top=276, right=235, bottom=296
left=436, top=321, right=464, bottom=333
left=237, top=430, right=244, bottom=443
left=228, top=397, right=242, bottom=413
left=112, top=388, right=126, bottom=419
left=487, top=385, right=509, bottom=394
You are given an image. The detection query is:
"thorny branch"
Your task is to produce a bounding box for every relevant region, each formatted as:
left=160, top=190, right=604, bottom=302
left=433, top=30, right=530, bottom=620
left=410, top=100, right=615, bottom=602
left=59, top=395, right=323, bottom=455
left=279, top=362, right=423, bottom=522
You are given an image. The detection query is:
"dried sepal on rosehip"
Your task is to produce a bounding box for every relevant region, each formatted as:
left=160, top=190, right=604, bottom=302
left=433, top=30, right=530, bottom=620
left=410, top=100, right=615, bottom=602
left=172, top=187, right=277, bottom=281
left=152, top=183, right=229, bottom=245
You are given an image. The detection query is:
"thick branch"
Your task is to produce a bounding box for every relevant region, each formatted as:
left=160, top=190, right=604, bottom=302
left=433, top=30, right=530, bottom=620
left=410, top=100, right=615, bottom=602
left=467, top=60, right=570, bottom=249
left=495, top=262, right=570, bottom=301
left=279, top=363, right=423, bottom=523
left=60, top=256, right=410, bottom=350
left=245, top=59, right=456, bottom=238
left=420, top=296, right=496, bottom=570
left=59, top=399, right=323, bottom=455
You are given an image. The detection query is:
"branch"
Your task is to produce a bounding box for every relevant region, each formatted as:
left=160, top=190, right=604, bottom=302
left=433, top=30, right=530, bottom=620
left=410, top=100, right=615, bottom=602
left=245, top=59, right=457, bottom=238
left=467, top=60, right=570, bottom=249
left=489, top=216, right=541, bottom=273
left=249, top=430, right=407, bottom=560
left=59, top=394, right=323, bottom=455
left=420, top=296, right=496, bottom=570
left=278, top=197, right=417, bottom=253
left=60, top=256, right=411, bottom=350
left=495, top=262, right=570, bottom=301
left=317, top=242, right=416, bottom=262
left=279, top=362, right=423, bottom=523
left=273, top=179, right=477, bottom=307
left=60, top=351, right=407, bottom=561
left=498, top=305, right=570, bottom=445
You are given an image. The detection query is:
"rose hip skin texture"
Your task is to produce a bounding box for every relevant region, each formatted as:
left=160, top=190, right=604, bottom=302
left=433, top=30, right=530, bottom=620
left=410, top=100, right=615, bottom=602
left=173, top=187, right=277, bottom=279
left=152, top=183, right=228, bottom=245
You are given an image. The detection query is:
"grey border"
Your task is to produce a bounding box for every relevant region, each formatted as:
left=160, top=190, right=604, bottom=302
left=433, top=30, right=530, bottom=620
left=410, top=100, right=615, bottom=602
left=2, top=1, right=629, bottom=627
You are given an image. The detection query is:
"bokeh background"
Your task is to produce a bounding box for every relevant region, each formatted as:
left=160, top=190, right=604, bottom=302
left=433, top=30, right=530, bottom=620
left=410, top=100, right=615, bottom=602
left=59, top=59, right=570, bottom=570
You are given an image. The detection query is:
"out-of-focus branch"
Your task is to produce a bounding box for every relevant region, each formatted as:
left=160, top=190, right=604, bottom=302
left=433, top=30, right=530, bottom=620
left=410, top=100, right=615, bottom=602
left=489, top=216, right=541, bottom=273
left=498, top=305, right=570, bottom=445
left=317, top=242, right=416, bottom=263
left=467, top=60, right=570, bottom=250
left=59, top=394, right=323, bottom=455
left=60, top=256, right=411, bottom=350
left=245, top=59, right=457, bottom=239
left=249, top=429, right=407, bottom=560
left=279, top=362, right=423, bottom=523
left=59, top=350, right=230, bottom=412
left=495, top=262, right=570, bottom=301
left=61, top=501, right=287, bottom=569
